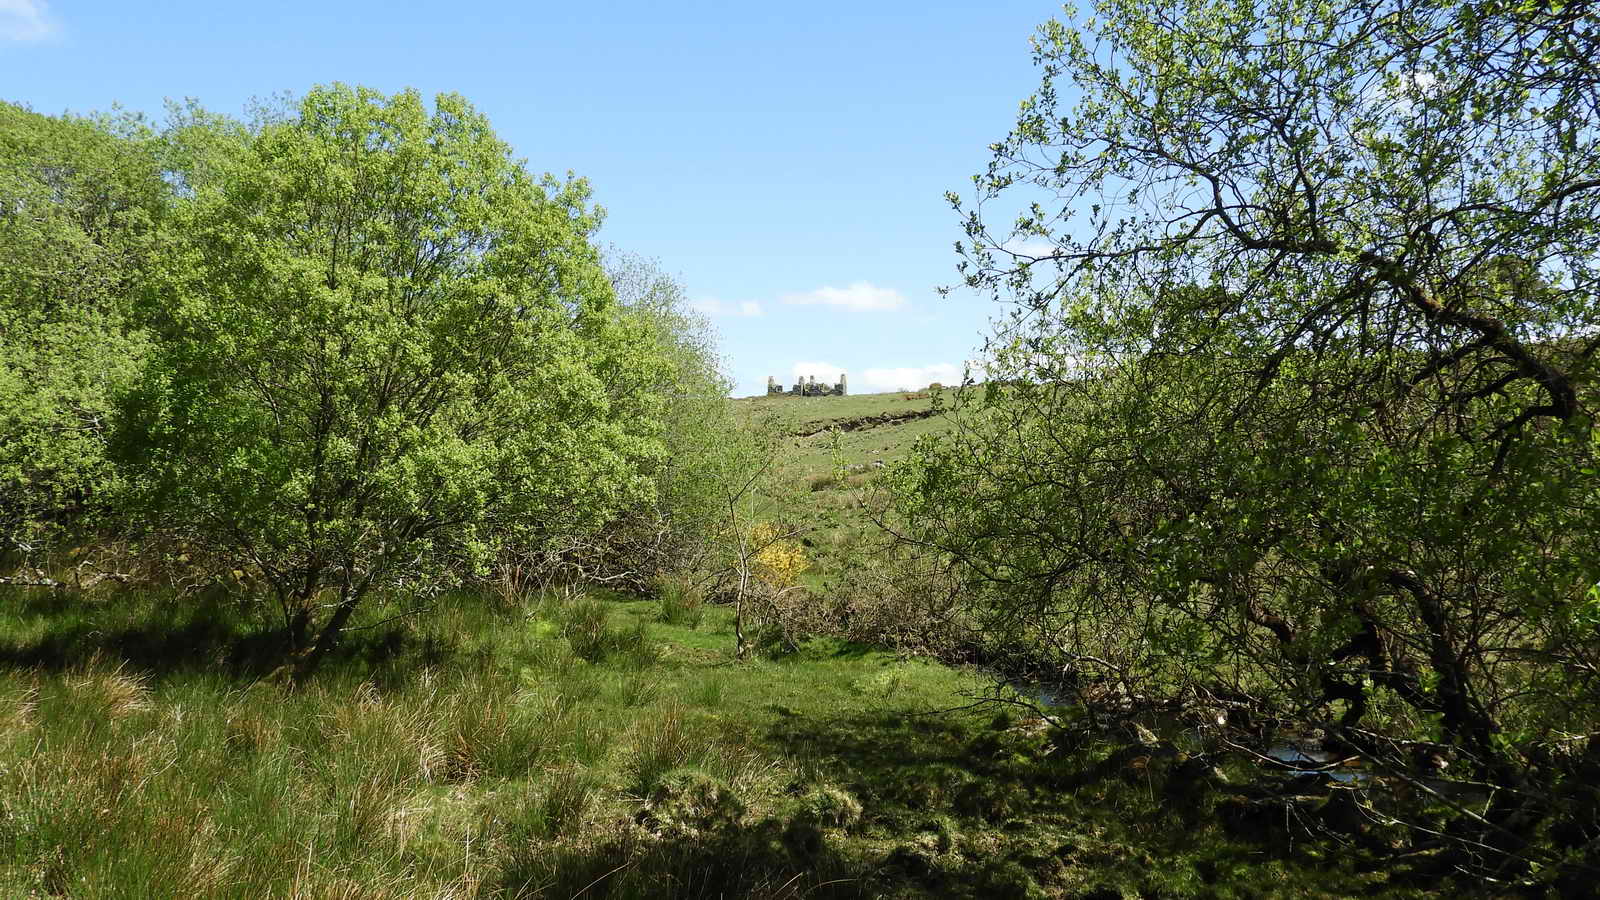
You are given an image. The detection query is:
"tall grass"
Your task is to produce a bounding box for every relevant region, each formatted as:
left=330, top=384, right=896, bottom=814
left=0, top=581, right=1415, bottom=898
left=0, top=584, right=907, bottom=897
left=0, top=587, right=606, bottom=895
left=653, top=574, right=706, bottom=629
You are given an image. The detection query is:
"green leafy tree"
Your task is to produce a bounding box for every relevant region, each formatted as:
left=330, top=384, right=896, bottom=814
left=901, top=0, right=1600, bottom=875
left=121, top=85, right=663, bottom=677
left=588, top=255, right=815, bottom=656
left=0, top=102, right=167, bottom=561
left=565, top=250, right=739, bottom=584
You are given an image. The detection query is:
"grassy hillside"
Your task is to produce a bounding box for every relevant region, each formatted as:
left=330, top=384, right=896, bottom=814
left=733, top=390, right=948, bottom=477
left=729, top=390, right=962, bottom=593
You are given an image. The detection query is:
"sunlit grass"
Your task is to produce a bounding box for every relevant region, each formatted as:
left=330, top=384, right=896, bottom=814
left=0, top=584, right=1435, bottom=898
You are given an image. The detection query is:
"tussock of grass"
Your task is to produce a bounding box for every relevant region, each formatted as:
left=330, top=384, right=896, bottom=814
left=654, top=574, right=706, bottom=629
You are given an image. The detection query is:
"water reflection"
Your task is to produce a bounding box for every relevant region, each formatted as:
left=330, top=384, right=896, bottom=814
left=1265, top=742, right=1368, bottom=783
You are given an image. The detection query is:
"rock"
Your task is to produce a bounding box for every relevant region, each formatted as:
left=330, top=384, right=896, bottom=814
left=1099, top=738, right=1184, bottom=786
left=1130, top=722, right=1161, bottom=747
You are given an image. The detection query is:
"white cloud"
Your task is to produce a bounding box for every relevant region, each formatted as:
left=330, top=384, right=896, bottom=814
left=1001, top=238, right=1061, bottom=258
left=861, top=363, right=970, bottom=392
left=781, top=281, right=907, bottom=312
left=789, top=361, right=847, bottom=384
left=1360, top=69, right=1442, bottom=118
left=689, top=297, right=763, bottom=317
left=0, top=0, right=58, bottom=41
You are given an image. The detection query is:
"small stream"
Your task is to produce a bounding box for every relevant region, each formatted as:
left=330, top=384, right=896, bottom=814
left=1264, top=741, right=1367, bottom=783
left=1011, top=678, right=1502, bottom=809
left=1015, top=679, right=1371, bottom=782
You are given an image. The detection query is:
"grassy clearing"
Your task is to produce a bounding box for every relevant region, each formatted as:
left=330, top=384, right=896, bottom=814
left=733, top=391, right=936, bottom=432
left=0, top=584, right=1441, bottom=898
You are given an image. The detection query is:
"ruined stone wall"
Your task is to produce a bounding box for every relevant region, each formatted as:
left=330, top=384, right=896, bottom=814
left=766, top=373, right=848, bottom=396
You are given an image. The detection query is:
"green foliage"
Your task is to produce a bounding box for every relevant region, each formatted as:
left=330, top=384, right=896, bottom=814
left=117, top=84, right=665, bottom=672
left=915, top=0, right=1600, bottom=720
left=0, top=103, right=167, bottom=554
left=906, top=0, right=1600, bottom=873
left=588, top=251, right=741, bottom=581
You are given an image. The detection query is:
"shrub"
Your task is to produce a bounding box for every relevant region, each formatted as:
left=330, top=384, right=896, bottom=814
left=749, top=523, right=806, bottom=588
left=120, top=85, right=661, bottom=679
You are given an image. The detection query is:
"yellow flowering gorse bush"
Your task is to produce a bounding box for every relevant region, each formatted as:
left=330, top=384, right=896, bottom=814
left=749, top=523, right=806, bottom=587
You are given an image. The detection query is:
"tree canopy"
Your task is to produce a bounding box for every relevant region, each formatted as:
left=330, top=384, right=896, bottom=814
left=898, top=0, right=1600, bottom=876
left=119, top=85, right=669, bottom=675
left=0, top=103, right=167, bottom=555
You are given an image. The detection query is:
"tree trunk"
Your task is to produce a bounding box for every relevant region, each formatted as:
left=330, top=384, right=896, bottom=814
left=292, top=585, right=364, bottom=683
left=734, top=564, right=750, bottom=660
left=287, top=605, right=312, bottom=652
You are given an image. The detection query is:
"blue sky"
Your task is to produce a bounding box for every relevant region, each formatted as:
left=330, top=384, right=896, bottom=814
left=1, top=0, right=1060, bottom=396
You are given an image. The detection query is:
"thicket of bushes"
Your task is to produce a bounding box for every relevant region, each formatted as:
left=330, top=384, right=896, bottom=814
left=0, top=85, right=758, bottom=677
left=883, top=0, right=1600, bottom=884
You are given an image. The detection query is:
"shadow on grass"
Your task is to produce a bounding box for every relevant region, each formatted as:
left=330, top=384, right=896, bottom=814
left=828, top=640, right=878, bottom=660
left=0, top=587, right=455, bottom=682
left=772, top=708, right=980, bottom=778
left=760, top=706, right=1091, bottom=898
left=764, top=704, right=1476, bottom=900
left=497, top=824, right=867, bottom=900
left=762, top=638, right=881, bottom=663
left=765, top=707, right=1051, bottom=833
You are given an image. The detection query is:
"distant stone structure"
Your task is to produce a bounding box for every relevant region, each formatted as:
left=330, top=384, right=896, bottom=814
left=767, top=373, right=848, bottom=397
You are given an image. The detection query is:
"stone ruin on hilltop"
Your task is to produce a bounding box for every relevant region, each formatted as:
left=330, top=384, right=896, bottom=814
left=767, top=374, right=847, bottom=397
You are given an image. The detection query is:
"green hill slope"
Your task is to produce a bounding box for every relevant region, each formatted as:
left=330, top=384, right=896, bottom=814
left=727, top=390, right=961, bottom=596
left=732, top=390, right=948, bottom=483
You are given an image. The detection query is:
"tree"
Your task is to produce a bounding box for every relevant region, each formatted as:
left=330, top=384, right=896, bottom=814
left=590, top=252, right=817, bottom=657
left=547, top=250, right=740, bottom=586
left=900, top=0, right=1600, bottom=877
left=121, top=85, right=665, bottom=678
left=0, top=103, right=167, bottom=562
left=715, top=426, right=807, bottom=660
